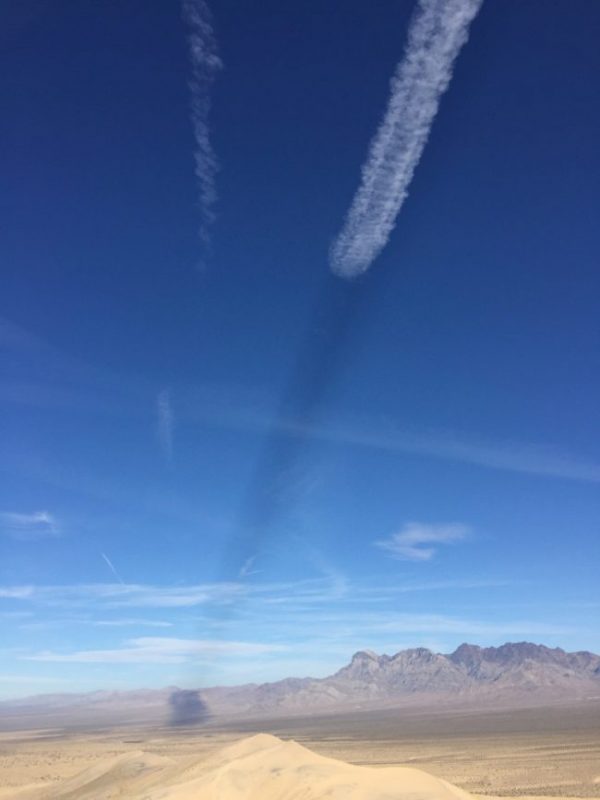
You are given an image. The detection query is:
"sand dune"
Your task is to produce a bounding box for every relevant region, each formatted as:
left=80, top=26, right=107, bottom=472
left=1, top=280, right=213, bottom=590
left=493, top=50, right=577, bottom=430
left=4, top=750, right=177, bottom=799
left=9, top=733, right=475, bottom=799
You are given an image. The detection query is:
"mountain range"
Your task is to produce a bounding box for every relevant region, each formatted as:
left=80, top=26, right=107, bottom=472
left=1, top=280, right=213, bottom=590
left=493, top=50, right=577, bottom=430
left=2, top=642, right=599, bottom=730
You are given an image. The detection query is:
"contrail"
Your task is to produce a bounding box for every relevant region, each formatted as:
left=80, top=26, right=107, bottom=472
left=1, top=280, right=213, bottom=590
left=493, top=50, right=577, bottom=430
left=157, top=388, right=174, bottom=467
left=101, top=553, right=124, bottom=585
left=330, top=0, right=483, bottom=278
left=182, top=0, right=222, bottom=248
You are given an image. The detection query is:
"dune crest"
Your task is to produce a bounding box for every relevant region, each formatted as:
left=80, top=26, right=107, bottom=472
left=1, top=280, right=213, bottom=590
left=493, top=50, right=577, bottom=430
left=11, top=733, right=474, bottom=799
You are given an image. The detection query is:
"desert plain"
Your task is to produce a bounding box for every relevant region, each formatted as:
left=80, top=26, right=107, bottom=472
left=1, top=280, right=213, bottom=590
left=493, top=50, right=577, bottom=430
left=1, top=701, right=599, bottom=799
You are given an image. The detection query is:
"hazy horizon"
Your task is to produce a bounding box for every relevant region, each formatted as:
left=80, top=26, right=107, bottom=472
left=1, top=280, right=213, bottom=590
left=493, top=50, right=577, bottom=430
left=3, top=638, right=600, bottom=703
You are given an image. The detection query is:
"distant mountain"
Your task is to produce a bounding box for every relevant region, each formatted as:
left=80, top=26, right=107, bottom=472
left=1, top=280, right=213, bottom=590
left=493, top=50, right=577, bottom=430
left=211, top=642, right=600, bottom=714
left=1, top=642, right=599, bottom=730
left=448, top=642, right=600, bottom=688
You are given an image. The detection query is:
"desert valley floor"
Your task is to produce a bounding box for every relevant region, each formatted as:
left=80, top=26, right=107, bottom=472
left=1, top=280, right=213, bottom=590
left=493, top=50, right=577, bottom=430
left=1, top=701, right=599, bottom=799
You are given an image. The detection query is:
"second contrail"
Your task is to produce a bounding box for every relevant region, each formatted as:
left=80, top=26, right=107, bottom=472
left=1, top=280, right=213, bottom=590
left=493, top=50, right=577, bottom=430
left=330, top=0, right=483, bottom=278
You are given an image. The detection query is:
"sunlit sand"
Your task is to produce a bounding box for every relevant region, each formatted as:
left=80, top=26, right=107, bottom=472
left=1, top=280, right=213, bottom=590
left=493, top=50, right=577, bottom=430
left=0, top=734, right=475, bottom=799
left=2, top=708, right=600, bottom=800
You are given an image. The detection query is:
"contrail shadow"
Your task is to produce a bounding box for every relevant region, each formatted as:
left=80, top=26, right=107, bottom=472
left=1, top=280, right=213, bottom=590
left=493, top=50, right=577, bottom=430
left=220, top=268, right=382, bottom=576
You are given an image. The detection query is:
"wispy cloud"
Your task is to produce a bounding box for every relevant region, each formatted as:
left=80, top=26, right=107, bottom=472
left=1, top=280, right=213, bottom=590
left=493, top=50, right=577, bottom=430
left=239, top=556, right=261, bottom=578
left=182, top=0, right=223, bottom=248
left=0, top=582, right=248, bottom=609
left=0, top=586, right=35, bottom=599
left=92, top=618, right=173, bottom=628
left=157, top=388, right=174, bottom=466
left=261, top=415, right=600, bottom=485
left=101, top=553, right=125, bottom=585
left=22, top=618, right=572, bottom=669
left=346, top=612, right=569, bottom=639
left=297, top=540, right=349, bottom=599
left=0, top=315, right=150, bottom=416
left=330, top=0, right=483, bottom=277
left=0, top=576, right=502, bottom=613
left=4, top=314, right=598, bottom=489
left=4, top=578, right=586, bottom=681
left=17, top=617, right=175, bottom=631
left=0, top=511, right=59, bottom=540
left=27, top=637, right=287, bottom=664
left=376, top=522, right=469, bottom=561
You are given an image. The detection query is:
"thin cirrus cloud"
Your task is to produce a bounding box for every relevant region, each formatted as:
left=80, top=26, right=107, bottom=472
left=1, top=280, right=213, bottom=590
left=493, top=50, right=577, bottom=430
left=0, top=576, right=503, bottom=611
left=330, top=0, right=483, bottom=278
left=22, top=619, right=571, bottom=668
left=0, top=582, right=248, bottom=609
left=92, top=619, right=174, bottom=628
left=0, top=586, right=35, bottom=599
left=375, top=522, right=469, bottom=561
left=260, top=414, right=600, bottom=485
left=239, top=555, right=261, bottom=578
left=26, top=637, right=288, bottom=664
left=4, top=314, right=599, bottom=488
left=182, top=0, right=223, bottom=248
left=5, top=579, right=582, bottom=673
left=0, top=511, right=59, bottom=540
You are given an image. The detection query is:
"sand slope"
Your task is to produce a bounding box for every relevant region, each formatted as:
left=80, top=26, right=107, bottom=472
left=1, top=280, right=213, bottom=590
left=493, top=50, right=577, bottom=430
left=7, top=750, right=177, bottom=799
left=10, top=733, right=474, bottom=799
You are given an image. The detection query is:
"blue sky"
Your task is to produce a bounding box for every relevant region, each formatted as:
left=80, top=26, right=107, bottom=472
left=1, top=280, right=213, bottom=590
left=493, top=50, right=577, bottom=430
left=1, top=0, right=599, bottom=699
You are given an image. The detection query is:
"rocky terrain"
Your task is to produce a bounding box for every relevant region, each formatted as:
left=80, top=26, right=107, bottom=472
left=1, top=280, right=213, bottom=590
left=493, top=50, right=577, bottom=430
left=2, top=642, right=599, bottom=730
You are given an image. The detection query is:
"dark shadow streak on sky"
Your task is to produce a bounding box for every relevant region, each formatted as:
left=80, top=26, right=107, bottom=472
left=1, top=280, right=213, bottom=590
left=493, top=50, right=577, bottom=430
left=220, top=270, right=382, bottom=578
left=181, top=265, right=390, bottom=705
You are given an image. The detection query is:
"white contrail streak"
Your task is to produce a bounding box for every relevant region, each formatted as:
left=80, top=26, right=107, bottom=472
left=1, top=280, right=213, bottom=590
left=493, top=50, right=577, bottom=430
left=101, top=553, right=125, bottom=585
left=157, top=389, right=174, bottom=467
left=330, top=0, right=483, bottom=278
left=182, top=0, right=222, bottom=247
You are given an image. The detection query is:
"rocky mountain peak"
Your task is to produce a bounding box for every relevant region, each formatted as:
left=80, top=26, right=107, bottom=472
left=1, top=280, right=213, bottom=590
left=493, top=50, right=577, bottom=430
left=351, top=649, right=379, bottom=663
left=449, top=643, right=482, bottom=664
